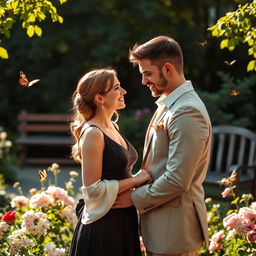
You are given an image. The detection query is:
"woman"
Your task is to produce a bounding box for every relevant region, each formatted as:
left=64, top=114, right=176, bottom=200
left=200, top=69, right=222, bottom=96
left=69, top=68, right=151, bottom=256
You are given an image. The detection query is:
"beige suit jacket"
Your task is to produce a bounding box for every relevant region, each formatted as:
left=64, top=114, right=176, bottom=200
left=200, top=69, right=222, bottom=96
left=131, top=81, right=211, bottom=254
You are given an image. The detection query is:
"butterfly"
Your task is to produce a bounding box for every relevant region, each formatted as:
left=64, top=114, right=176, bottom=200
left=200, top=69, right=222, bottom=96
left=19, top=71, right=40, bottom=87
left=224, top=60, right=237, bottom=66
left=196, top=40, right=207, bottom=48
left=218, top=171, right=238, bottom=186
left=38, top=169, right=47, bottom=183
left=230, top=89, right=240, bottom=96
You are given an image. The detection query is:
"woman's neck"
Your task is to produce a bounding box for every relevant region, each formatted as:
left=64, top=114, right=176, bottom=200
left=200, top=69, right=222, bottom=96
left=92, top=109, right=114, bottom=128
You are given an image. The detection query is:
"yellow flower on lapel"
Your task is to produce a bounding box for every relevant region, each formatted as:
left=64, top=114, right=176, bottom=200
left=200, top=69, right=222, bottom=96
left=152, top=120, right=164, bottom=131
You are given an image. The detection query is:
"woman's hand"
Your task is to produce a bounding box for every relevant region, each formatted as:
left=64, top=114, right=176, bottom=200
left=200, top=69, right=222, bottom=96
left=133, top=169, right=152, bottom=187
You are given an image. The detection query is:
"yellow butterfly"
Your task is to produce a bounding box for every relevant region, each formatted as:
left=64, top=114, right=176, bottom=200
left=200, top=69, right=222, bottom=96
left=38, top=169, right=47, bottom=183
left=230, top=89, right=240, bottom=96
left=19, top=71, right=40, bottom=87
left=196, top=40, right=207, bottom=48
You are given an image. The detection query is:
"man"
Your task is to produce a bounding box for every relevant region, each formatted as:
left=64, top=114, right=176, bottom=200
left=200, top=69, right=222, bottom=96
left=114, top=36, right=211, bottom=256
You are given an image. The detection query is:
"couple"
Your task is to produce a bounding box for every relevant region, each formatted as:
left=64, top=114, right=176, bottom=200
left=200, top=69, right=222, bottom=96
left=69, top=35, right=212, bottom=256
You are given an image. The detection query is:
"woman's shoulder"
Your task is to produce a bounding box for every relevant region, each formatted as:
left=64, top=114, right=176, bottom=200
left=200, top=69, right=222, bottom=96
left=80, top=124, right=104, bottom=144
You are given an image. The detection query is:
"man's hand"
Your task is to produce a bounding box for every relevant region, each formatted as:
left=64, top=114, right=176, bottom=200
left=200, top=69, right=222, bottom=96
left=112, top=189, right=133, bottom=208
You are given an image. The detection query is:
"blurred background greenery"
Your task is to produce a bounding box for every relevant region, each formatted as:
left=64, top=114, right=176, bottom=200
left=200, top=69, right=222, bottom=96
left=0, top=0, right=255, bottom=176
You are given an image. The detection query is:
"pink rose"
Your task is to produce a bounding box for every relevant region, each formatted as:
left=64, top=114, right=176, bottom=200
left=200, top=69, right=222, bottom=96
left=223, top=213, right=240, bottom=230
left=211, top=230, right=224, bottom=243
left=246, top=230, right=256, bottom=243
left=221, top=187, right=231, bottom=198
left=239, top=207, right=256, bottom=220
left=209, top=241, right=223, bottom=253
left=241, top=220, right=256, bottom=232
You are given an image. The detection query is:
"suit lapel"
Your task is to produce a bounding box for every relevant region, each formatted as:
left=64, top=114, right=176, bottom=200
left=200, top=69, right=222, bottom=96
left=141, top=106, right=167, bottom=169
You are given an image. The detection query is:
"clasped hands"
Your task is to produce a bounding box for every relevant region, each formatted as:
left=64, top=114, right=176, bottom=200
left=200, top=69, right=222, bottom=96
left=112, top=170, right=152, bottom=209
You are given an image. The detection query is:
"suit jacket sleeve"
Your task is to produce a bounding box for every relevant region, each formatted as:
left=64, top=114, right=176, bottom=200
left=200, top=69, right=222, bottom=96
left=131, top=105, right=209, bottom=214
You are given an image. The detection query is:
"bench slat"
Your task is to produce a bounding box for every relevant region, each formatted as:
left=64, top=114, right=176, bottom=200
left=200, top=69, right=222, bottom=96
left=216, top=134, right=225, bottom=173
left=226, top=134, right=235, bottom=170
left=17, top=137, right=72, bottom=145
left=18, top=113, right=70, bottom=122
left=23, top=158, right=75, bottom=165
left=18, top=124, right=69, bottom=132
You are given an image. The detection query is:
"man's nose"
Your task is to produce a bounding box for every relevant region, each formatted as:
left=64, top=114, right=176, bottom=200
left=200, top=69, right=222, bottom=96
left=141, top=75, right=147, bottom=85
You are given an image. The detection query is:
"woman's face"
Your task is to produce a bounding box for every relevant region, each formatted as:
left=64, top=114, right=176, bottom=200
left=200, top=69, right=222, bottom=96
left=101, top=75, right=127, bottom=110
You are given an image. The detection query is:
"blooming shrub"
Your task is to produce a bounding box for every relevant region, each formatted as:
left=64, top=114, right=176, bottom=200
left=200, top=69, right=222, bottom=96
left=200, top=172, right=256, bottom=255
left=0, top=164, right=78, bottom=256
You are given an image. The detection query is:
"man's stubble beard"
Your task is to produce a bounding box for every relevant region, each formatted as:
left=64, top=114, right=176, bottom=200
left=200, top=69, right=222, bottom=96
left=152, top=72, right=168, bottom=97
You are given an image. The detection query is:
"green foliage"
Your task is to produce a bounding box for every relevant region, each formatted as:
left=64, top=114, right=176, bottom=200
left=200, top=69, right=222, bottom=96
left=198, top=72, right=256, bottom=129
left=209, top=1, right=256, bottom=72
left=0, top=0, right=69, bottom=58
left=0, top=0, right=252, bottom=133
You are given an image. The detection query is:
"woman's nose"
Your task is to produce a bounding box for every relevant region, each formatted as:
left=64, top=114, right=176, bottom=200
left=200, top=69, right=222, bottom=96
left=122, top=88, right=127, bottom=95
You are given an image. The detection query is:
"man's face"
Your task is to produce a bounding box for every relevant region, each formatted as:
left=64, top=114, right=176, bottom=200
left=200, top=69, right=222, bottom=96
left=138, top=59, right=168, bottom=97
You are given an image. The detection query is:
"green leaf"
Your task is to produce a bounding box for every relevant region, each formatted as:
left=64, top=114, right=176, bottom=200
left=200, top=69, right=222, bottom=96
left=27, top=13, right=36, bottom=23
left=247, top=60, right=256, bottom=72
left=231, top=197, right=239, bottom=205
left=0, top=47, right=8, bottom=59
left=37, top=12, right=46, bottom=21
left=34, top=25, right=42, bottom=37
left=58, top=15, right=63, bottom=23
left=212, top=28, right=219, bottom=37
left=248, top=39, right=254, bottom=46
left=220, top=39, right=229, bottom=49
left=27, top=25, right=35, bottom=37
left=226, top=209, right=234, bottom=215
left=11, top=0, right=19, bottom=10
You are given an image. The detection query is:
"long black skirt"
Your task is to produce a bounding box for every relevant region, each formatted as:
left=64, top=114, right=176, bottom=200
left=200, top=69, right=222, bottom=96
left=68, top=199, right=142, bottom=256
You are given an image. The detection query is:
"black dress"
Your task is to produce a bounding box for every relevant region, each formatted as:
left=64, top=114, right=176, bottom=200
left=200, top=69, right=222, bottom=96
left=68, top=125, right=142, bottom=256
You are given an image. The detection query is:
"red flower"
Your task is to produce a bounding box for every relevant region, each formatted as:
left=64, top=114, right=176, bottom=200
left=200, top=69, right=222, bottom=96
left=1, top=211, right=16, bottom=223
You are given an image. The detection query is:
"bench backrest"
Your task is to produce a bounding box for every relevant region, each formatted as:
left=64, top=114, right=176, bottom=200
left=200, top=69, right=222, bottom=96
left=18, top=112, right=71, bottom=136
left=208, top=125, right=256, bottom=177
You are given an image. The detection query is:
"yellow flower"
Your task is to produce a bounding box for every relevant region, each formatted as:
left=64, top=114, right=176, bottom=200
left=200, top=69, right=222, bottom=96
left=69, top=171, right=79, bottom=178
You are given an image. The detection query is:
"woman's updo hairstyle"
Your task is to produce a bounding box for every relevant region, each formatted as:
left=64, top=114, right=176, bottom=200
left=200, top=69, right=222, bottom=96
left=70, top=68, right=116, bottom=162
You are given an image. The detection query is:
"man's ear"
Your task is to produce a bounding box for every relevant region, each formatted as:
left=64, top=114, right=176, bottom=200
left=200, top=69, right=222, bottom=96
left=162, top=63, right=174, bottom=77
left=94, top=94, right=104, bottom=105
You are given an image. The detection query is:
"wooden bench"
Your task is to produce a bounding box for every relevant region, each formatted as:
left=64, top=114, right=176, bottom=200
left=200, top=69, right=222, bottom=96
left=205, top=125, right=256, bottom=197
left=16, top=112, right=75, bottom=165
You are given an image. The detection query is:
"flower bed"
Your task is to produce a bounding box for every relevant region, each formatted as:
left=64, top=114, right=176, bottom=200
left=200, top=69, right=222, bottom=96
left=0, top=163, right=78, bottom=256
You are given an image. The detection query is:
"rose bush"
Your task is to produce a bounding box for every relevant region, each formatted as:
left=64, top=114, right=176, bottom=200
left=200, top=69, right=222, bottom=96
left=0, top=163, right=78, bottom=256
left=200, top=172, right=256, bottom=255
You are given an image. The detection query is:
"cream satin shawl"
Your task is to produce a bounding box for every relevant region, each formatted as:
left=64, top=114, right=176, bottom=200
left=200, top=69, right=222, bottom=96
left=81, top=179, right=119, bottom=225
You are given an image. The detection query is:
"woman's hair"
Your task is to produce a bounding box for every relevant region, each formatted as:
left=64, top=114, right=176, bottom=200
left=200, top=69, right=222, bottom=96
left=129, top=35, right=183, bottom=73
left=70, top=68, right=117, bottom=162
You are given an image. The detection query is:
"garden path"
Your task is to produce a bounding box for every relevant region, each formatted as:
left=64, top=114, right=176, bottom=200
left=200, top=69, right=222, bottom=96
left=6, top=165, right=82, bottom=196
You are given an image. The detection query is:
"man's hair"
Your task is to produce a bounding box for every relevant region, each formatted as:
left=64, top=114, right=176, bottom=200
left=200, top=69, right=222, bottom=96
left=129, top=36, right=183, bottom=73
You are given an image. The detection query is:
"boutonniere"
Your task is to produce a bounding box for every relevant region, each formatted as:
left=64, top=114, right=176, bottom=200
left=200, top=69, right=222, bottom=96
left=152, top=120, right=164, bottom=131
